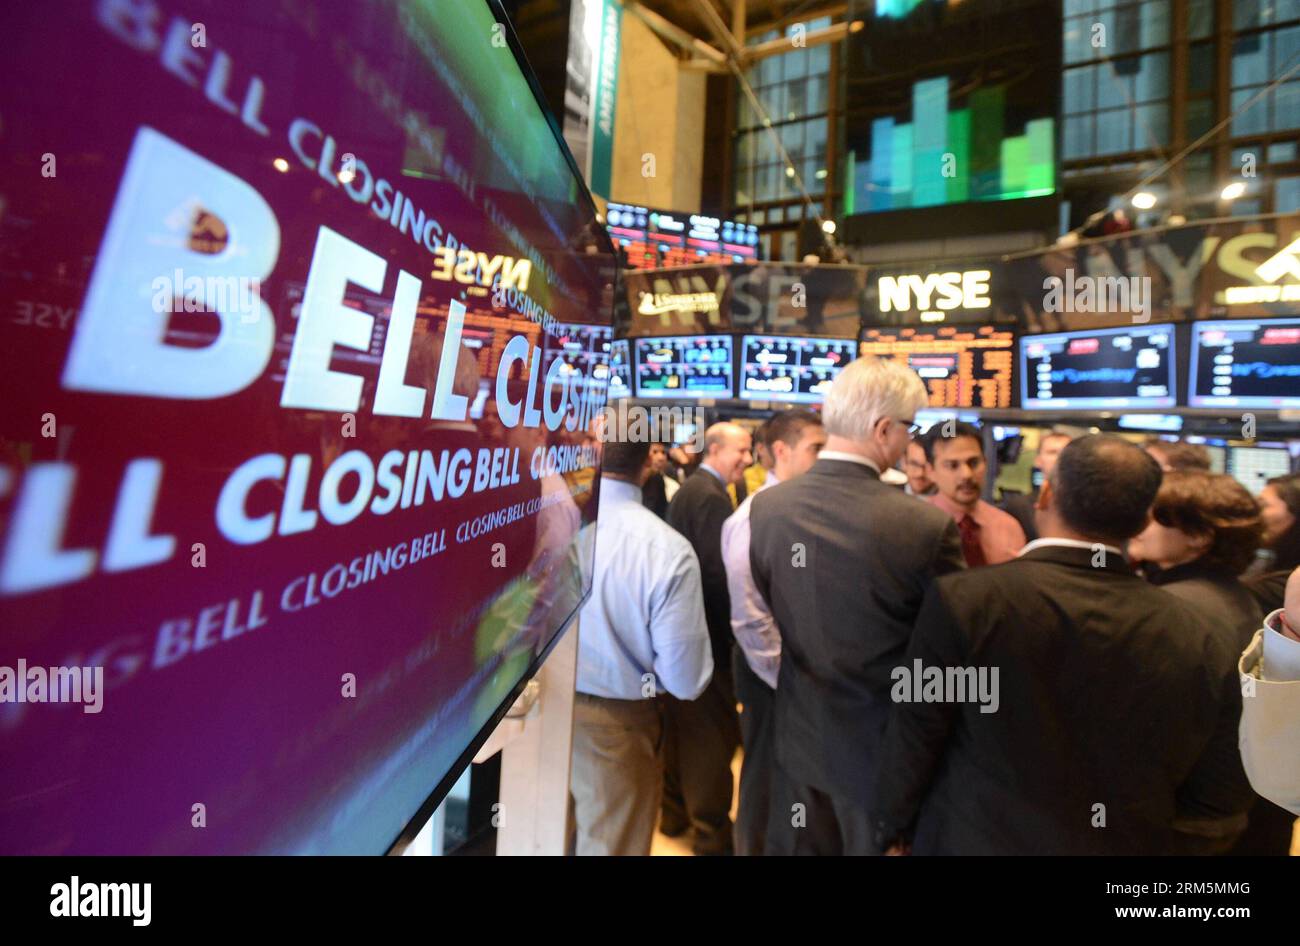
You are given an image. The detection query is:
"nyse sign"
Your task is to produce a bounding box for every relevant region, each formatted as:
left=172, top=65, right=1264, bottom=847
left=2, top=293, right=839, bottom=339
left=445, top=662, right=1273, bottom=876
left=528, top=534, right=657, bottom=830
left=878, top=270, right=992, bottom=316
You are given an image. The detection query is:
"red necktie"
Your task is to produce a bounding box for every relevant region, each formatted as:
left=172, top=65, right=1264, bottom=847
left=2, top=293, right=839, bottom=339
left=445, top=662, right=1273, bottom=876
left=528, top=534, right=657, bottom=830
left=958, top=514, right=987, bottom=567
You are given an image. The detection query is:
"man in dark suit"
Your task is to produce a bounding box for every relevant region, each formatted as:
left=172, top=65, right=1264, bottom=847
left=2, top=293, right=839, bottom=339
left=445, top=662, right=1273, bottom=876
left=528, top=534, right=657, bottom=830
left=873, top=435, right=1254, bottom=855
left=1000, top=430, right=1071, bottom=542
left=662, top=422, right=753, bottom=854
left=749, top=358, right=965, bottom=854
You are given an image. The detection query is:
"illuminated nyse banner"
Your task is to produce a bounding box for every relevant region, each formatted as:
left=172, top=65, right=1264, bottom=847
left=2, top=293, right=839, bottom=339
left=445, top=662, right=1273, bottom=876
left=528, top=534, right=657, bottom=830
left=635, top=336, right=734, bottom=399
left=608, top=339, right=632, bottom=399
left=740, top=335, right=856, bottom=404
left=607, top=201, right=759, bottom=270
left=1189, top=319, right=1300, bottom=409
left=859, top=326, right=1014, bottom=409
left=1021, top=326, right=1177, bottom=410
left=0, top=1, right=616, bottom=854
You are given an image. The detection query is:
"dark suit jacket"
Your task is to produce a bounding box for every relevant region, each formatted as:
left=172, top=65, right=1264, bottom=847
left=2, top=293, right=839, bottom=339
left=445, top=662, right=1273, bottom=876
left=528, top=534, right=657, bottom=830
left=1000, top=489, right=1039, bottom=543
left=667, top=467, right=735, bottom=668
left=873, top=544, right=1254, bottom=855
left=748, top=457, right=965, bottom=807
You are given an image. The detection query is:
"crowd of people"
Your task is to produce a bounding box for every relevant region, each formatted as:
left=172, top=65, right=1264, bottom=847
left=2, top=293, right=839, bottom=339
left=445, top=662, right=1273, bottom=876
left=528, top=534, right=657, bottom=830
left=568, top=356, right=1300, bottom=856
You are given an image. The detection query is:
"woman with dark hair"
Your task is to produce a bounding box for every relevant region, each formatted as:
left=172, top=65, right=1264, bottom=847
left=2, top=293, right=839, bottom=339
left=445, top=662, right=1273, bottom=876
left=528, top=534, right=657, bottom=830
left=1129, top=471, right=1293, bottom=856
left=1260, top=474, right=1300, bottom=570
left=1246, top=474, right=1300, bottom=616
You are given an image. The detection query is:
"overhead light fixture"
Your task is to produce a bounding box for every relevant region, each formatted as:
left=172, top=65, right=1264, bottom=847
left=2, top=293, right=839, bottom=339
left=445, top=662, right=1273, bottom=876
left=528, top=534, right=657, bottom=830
left=821, top=220, right=836, bottom=234
left=815, top=168, right=828, bottom=180
left=1221, top=181, right=1247, bottom=200
left=1131, top=191, right=1157, bottom=210
left=785, top=166, right=795, bottom=177
left=273, top=157, right=290, bottom=173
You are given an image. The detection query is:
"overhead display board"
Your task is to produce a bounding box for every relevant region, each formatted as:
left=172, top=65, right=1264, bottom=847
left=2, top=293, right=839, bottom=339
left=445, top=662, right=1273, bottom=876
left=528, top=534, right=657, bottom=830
left=739, top=335, right=857, bottom=404
left=1020, top=326, right=1177, bottom=410
left=859, top=325, right=1015, bottom=409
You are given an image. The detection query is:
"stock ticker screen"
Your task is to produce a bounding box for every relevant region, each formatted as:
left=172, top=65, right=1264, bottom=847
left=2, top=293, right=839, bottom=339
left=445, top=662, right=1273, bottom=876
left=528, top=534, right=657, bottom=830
left=1188, top=319, right=1300, bottom=409
left=1020, top=325, right=1177, bottom=410
left=739, top=335, right=857, bottom=404
left=634, top=335, right=734, bottom=399
left=608, top=339, right=632, bottom=399
left=858, top=325, right=1015, bottom=409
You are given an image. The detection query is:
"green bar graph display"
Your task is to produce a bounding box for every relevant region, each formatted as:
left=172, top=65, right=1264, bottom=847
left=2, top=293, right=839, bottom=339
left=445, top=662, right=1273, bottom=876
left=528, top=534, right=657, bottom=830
left=853, top=75, right=1054, bottom=214
left=946, top=108, right=970, bottom=203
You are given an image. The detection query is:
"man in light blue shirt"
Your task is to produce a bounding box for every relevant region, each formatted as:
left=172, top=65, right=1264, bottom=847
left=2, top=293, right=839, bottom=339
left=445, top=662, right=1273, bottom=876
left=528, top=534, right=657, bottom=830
left=570, top=438, right=712, bottom=855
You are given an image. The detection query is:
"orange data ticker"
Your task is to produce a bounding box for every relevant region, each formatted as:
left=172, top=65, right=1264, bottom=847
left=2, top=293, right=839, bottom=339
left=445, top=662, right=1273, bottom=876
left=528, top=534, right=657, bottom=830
left=859, top=326, right=1015, bottom=409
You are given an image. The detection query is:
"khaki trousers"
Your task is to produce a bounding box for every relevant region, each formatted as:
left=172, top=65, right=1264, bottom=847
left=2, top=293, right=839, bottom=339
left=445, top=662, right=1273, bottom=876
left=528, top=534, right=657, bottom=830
left=570, top=692, right=663, bottom=856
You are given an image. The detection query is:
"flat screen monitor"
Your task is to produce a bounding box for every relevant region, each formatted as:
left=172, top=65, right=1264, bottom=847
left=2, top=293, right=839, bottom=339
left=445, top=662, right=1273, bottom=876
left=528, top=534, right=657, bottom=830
left=1228, top=446, right=1293, bottom=495
left=0, top=0, right=616, bottom=854
left=739, top=335, right=857, bottom=403
left=1020, top=325, right=1177, bottom=410
left=608, top=339, right=632, bottom=399
left=542, top=323, right=612, bottom=384
left=859, top=325, right=1015, bottom=409
left=1188, top=318, right=1300, bottom=409
left=634, top=335, right=735, bottom=399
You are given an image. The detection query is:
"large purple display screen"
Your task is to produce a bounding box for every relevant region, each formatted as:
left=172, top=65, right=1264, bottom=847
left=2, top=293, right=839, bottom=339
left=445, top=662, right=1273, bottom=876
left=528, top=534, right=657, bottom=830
left=0, top=0, right=615, bottom=853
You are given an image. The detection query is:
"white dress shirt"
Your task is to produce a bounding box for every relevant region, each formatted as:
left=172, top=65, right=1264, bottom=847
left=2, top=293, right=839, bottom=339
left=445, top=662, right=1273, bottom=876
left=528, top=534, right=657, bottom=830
left=816, top=450, right=881, bottom=472
left=721, top=471, right=781, bottom=688
left=576, top=477, right=713, bottom=700
left=1018, top=537, right=1125, bottom=560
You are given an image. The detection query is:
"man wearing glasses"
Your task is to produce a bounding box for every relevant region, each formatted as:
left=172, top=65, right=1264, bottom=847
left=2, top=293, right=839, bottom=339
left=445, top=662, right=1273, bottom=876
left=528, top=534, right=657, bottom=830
left=748, top=357, right=965, bottom=855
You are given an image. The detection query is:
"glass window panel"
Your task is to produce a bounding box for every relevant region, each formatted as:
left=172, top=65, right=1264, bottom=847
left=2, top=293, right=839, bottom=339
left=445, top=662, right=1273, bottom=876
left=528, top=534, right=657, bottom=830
left=1065, top=0, right=1095, bottom=15
left=1272, top=80, right=1300, bottom=131
left=1187, top=98, right=1214, bottom=138
left=786, top=78, right=807, bottom=120
left=1135, top=52, right=1169, bottom=102
left=1232, top=33, right=1270, bottom=88
left=781, top=120, right=805, bottom=158
left=1269, top=141, right=1298, bottom=161
left=1275, top=25, right=1300, bottom=72
left=1230, top=198, right=1264, bottom=216
left=1108, top=9, right=1138, bottom=56
left=1063, top=16, right=1094, bottom=64
left=751, top=209, right=765, bottom=225
left=1097, top=60, right=1135, bottom=109
left=768, top=205, right=784, bottom=224
left=1188, top=0, right=1214, bottom=39
left=806, top=73, right=828, bottom=114
left=1231, top=88, right=1269, bottom=136
left=1064, top=66, right=1095, bottom=113
left=1188, top=43, right=1214, bottom=94
left=1234, top=0, right=1263, bottom=31
left=756, top=128, right=778, bottom=163
left=1064, top=115, right=1093, bottom=159
left=784, top=49, right=808, bottom=80
left=808, top=41, right=830, bottom=75
left=1139, top=0, right=1170, bottom=48
left=779, top=230, right=797, bottom=263
left=734, top=131, right=753, bottom=168
left=1275, top=176, right=1300, bottom=213
left=1135, top=102, right=1170, bottom=148
left=1279, top=0, right=1300, bottom=24
left=807, top=119, right=827, bottom=162
left=1096, top=108, right=1133, bottom=154
left=760, top=83, right=785, bottom=119
left=759, top=52, right=782, bottom=85
left=809, top=16, right=832, bottom=30
left=754, top=163, right=778, bottom=201
left=804, top=157, right=820, bottom=188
